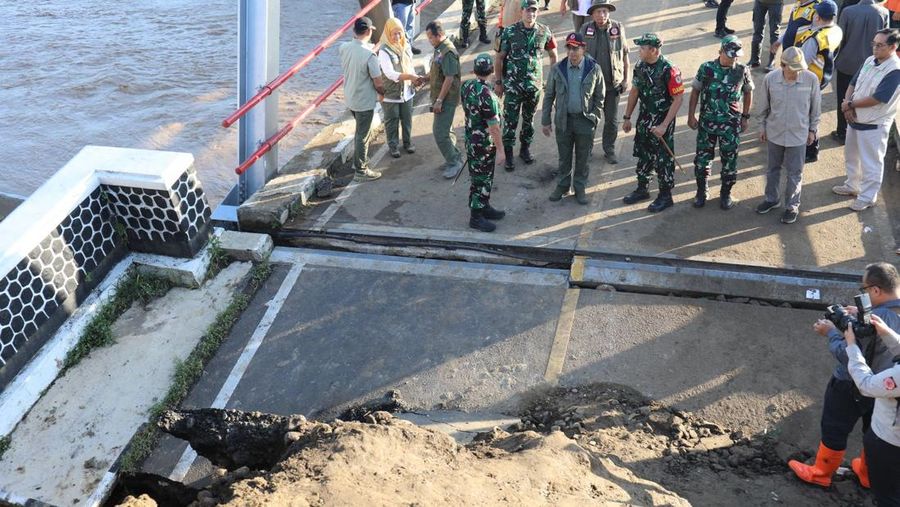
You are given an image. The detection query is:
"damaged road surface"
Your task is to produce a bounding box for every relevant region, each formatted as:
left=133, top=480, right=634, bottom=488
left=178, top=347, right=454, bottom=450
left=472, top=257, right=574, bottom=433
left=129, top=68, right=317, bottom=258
left=128, top=246, right=876, bottom=506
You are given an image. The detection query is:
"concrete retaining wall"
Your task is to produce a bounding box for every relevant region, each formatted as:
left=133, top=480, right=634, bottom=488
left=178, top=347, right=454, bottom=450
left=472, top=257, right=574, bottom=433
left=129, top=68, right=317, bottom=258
left=0, top=146, right=212, bottom=390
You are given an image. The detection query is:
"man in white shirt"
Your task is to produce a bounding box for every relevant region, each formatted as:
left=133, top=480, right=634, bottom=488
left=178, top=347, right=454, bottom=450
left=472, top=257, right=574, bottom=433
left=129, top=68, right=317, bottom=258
left=832, top=28, right=900, bottom=211
left=560, top=0, right=593, bottom=32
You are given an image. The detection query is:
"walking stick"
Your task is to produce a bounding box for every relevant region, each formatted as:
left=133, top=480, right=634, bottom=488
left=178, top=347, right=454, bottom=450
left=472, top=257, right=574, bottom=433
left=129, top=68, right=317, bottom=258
left=451, top=158, right=471, bottom=186
left=658, top=135, right=686, bottom=174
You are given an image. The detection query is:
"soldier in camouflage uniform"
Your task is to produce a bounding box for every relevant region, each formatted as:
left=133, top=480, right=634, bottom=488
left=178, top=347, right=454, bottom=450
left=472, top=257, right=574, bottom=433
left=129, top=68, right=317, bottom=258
left=495, top=0, right=558, bottom=171
left=459, top=0, right=492, bottom=48
left=687, top=35, right=754, bottom=210
left=621, top=33, right=685, bottom=212
left=462, top=53, right=508, bottom=233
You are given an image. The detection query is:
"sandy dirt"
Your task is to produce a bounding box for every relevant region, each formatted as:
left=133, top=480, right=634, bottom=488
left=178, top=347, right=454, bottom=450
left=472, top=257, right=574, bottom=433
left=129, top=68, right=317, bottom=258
left=117, top=383, right=878, bottom=507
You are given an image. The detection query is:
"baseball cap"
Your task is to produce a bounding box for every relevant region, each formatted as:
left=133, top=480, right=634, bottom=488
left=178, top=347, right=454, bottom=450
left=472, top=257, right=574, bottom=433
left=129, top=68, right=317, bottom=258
left=521, top=0, right=539, bottom=9
left=587, top=1, right=616, bottom=14
left=781, top=46, right=808, bottom=71
left=473, top=53, right=494, bottom=73
left=354, top=17, right=373, bottom=33
left=720, top=35, right=744, bottom=57
left=566, top=33, right=586, bottom=47
left=814, top=0, right=837, bottom=18
left=633, top=33, right=663, bottom=48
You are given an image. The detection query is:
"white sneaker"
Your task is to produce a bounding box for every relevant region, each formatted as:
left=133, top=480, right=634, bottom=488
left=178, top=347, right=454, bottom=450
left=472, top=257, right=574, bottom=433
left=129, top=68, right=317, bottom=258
left=849, top=199, right=875, bottom=211
left=832, top=184, right=857, bottom=196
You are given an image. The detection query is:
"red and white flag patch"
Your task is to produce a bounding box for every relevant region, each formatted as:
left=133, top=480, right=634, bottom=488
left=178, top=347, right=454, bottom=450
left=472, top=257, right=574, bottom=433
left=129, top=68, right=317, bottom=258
left=885, top=376, right=897, bottom=391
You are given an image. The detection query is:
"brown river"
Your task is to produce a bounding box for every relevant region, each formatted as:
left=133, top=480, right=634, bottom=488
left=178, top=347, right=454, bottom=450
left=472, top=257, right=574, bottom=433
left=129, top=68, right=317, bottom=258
left=0, top=0, right=366, bottom=205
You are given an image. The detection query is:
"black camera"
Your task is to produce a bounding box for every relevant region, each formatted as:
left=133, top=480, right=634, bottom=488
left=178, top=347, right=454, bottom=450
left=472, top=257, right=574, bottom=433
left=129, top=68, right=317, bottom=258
left=824, top=293, right=877, bottom=340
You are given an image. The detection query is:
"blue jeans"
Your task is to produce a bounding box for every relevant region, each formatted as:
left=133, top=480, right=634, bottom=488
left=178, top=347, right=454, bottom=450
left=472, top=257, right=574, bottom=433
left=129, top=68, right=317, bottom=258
left=752, top=1, right=783, bottom=50
left=392, top=3, right=415, bottom=42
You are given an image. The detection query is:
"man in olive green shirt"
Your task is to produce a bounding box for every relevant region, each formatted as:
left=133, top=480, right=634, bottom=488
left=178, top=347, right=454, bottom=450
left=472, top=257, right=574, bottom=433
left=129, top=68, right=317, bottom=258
left=580, top=0, right=629, bottom=164
left=340, top=17, right=386, bottom=182
left=426, top=21, right=464, bottom=179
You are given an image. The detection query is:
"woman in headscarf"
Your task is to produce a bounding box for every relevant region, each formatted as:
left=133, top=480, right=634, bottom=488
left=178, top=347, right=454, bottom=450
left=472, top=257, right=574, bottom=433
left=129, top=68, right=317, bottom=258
left=378, top=17, right=423, bottom=158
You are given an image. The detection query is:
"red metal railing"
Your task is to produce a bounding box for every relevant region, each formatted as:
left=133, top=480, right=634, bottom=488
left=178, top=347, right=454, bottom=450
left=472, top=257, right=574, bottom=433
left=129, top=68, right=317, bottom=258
left=223, top=0, right=383, bottom=129
left=234, top=0, right=434, bottom=175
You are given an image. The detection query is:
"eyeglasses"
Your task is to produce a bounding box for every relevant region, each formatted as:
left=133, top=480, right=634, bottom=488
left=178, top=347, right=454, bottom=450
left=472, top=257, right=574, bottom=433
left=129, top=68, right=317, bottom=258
left=859, top=284, right=878, bottom=292
left=871, top=42, right=891, bottom=49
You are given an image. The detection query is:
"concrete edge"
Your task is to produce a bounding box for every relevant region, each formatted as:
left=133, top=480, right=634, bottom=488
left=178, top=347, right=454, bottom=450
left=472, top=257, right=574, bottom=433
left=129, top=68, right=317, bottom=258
left=218, top=230, right=274, bottom=263
left=131, top=228, right=224, bottom=288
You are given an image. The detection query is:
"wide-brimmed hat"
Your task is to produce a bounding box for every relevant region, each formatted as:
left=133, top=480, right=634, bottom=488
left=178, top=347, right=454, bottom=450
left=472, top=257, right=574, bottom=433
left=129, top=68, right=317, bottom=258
left=781, top=46, right=808, bottom=71
left=587, top=0, right=616, bottom=15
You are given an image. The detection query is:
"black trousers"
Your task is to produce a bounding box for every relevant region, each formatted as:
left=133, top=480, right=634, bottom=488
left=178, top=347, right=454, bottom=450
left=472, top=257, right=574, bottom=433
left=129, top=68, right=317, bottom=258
left=716, top=0, right=734, bottom=30
left=864, top=429, right=900, bottom=507
left=835, top=71, right=853, bottom=138
left=821, top=376, right=874, bottom=451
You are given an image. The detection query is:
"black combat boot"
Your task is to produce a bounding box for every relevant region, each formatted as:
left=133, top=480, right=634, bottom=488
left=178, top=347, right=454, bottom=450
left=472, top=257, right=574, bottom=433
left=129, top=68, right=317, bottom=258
left=648, top=188, right=674, bottom=212
left=720, top=176, right=737, bottom=210
left=749, top=43, right=761, bottom=68
left=458, top=24, right=470, bottom=49
left=623, top=183, right=651, bottom=204
left=504, top=145, right=516, bottom=172
left=693, top=177, right=709, bottom=208
left=478, top=23, right=491, bottom=44
left=469, top=208, right=496, bottom=232
left=483, top=203, right=506, bottom=220
left=519, top=142, right=535, bottom=164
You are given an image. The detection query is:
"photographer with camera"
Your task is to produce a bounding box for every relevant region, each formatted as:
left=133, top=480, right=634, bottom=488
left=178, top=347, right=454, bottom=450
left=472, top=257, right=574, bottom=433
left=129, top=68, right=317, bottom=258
left=789, top=262, right=900, bottom=489
left=846, top=313, right=900, bottom=505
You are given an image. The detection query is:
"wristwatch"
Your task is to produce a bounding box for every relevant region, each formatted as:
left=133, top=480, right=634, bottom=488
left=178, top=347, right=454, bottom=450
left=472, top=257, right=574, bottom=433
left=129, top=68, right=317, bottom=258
left=623, top=115, right=631, bottom=120
left=741, top=113, right=751, bottom=119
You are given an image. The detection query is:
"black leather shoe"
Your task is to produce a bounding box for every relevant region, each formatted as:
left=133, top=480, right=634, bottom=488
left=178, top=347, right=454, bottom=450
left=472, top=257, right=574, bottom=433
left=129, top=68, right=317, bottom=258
left=647, top=192, right=673, bottom=213
left=483, top=204, right=506, bottom=220
left=520, top=143, right=535, bottom=164
left=504, top=146, right=515, bottom=172
left=705, top=0, right=719, bottom=7
left=723, top=27, right=736, bottom=34
left=469, top=209, right=496, bottom=232
left=623, top=186, right=651, bottom=205
left=411, top=47, right=422, bottom=55
left=549, top=186, right=565, bottom=201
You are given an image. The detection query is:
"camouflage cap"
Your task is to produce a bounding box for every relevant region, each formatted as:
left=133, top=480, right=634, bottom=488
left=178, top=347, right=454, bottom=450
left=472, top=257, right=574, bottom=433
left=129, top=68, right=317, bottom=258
left=633, top=33, right=662, bottom=48
left=521, top=0, right=539, bottom=9
left=720, top=35, right=744, bottom=57
left=473, top=52, right=494, bottom=73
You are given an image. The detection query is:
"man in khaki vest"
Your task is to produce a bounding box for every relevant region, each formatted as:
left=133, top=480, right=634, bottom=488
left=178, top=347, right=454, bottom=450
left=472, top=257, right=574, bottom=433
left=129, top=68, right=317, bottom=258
left=580, top=0, right=629, bottom=164
left=426, top=21, right=464, bottom=179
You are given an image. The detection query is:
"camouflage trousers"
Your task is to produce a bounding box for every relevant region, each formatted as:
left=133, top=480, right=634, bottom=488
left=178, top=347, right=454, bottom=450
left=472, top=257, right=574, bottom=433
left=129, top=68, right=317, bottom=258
left=693, top=124, right=740, bottom=179
left=461, top=0, right=486, bottom=28
left=502, top=87, right=541, bottom=148
left=466, top=141, right=496, bottom=209
left=633, top=115, right=676, bottom=190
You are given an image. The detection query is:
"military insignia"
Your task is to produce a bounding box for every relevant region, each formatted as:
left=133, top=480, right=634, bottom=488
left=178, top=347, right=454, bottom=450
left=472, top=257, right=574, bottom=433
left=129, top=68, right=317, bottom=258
left=674, top=72, right=682, bottom=84
left=885, top=376, right=897, bottom=391
left=609, top=26, right=619, bottom=39
left=585, top=26, right=595, bottom=38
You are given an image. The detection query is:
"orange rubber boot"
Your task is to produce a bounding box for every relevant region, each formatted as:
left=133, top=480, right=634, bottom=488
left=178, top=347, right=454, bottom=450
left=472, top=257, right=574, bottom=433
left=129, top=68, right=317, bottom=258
left=852, top=450, right=870, bottom=489
left=788, top=442, right=845, bottom=487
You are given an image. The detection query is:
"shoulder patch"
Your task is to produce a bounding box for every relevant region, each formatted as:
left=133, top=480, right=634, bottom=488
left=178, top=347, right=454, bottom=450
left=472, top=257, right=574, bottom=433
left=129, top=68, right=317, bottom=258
left=609, top=26, right=620, bottom=38
left=885, top=376, right=897, bottom=391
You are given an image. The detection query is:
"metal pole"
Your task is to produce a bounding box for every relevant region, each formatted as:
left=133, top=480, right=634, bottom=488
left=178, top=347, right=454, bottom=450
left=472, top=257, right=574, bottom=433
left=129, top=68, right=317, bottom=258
left=358, top=0, right=393, bottom=42
left=238, top=0, right=280, bottom=203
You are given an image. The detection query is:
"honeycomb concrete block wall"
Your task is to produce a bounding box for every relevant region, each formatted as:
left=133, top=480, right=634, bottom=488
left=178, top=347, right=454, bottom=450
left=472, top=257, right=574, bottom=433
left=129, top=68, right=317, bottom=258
left=0, top=146, right=211, bottom=389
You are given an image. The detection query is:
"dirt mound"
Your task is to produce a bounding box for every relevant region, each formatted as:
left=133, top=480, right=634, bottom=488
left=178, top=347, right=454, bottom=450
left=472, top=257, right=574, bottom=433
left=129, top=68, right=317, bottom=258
left=114, top=384, right=878, bottom=506
left=218, top=414, right=689, bottom=506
